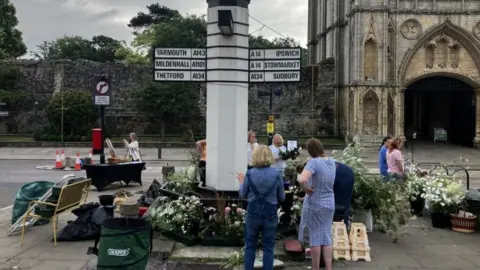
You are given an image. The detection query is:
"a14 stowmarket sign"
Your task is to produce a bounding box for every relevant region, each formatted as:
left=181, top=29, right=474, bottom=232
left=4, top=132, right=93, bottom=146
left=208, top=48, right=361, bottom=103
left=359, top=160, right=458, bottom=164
left=248, top=48, right=301, bottom=83
left=152, top=47, right=301, bottom=83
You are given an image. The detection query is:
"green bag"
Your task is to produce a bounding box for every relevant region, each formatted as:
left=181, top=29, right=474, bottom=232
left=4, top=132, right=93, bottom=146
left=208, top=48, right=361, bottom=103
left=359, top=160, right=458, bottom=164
left=12, top=181, right=54, bottom=224
left=89, top=218, right=152, bottom=270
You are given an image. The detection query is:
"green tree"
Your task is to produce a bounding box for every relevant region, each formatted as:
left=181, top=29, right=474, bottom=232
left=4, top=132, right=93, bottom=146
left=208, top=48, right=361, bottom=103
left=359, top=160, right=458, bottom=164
left=0, top=0, right=27, bottom=59
left=92, top=35, right=126, bottom=62
left=128, top=4, right=181, bottom=34
left=136, top=83, right=198, bottom=137
left=45, top=90, right=97, bottom=136
left=133, top=15, right=207, bottom=50
left=33, top=35, right=126, bottom=62
left=115, top=47, right=149, bottom=65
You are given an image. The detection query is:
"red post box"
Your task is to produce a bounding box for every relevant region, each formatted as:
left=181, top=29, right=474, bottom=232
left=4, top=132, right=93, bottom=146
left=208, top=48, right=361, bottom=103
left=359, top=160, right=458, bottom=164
left=92, top=128, right=103, bottom=155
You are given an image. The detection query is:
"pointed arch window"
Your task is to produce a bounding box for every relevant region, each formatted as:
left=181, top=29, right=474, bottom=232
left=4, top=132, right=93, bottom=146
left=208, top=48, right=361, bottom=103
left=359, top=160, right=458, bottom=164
left=364, top=38, right=378, bottom=81
left=425, top=42, right=436, bottom=69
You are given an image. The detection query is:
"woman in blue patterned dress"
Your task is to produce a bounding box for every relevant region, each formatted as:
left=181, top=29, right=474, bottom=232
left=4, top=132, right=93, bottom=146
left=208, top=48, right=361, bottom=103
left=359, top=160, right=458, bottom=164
left=297, top=138, right=336, bottom=270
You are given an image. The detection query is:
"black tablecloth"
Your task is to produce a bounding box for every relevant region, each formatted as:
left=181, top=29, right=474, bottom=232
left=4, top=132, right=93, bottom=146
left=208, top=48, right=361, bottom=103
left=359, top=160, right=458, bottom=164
left=84, top=162, right=145, bottom=191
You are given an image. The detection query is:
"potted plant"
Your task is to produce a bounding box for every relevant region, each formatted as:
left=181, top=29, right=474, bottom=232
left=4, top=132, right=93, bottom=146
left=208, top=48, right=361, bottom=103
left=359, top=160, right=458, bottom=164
left=423, top=172, right=465, bottom=228
left=200, top=203, right=246, bottom=247
left=162, top=167, right=198, bottom=196
left=405, top=172, right=427, bottom=215
left=149, top=195, right=203, bottom=246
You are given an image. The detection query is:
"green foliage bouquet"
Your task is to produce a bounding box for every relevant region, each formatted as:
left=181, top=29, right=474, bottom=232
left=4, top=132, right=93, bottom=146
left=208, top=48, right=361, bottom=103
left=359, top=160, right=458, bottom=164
left=165, top=166, right=198, bottom=194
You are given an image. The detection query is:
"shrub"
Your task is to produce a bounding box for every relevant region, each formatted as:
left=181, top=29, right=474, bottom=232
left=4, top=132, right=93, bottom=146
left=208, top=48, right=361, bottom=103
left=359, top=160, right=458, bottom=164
left=33, top=131, right=42, bottom=141
left=81, top=136, right=89, bottom=142
left=40, top=134, right=49, bottom=141
left=74, top=135, right=82, bottom=142
left=65, top=135, right=74, bottom=142
left=46, top=90, right=97, bottom=137
left=48, top=135, right=57, bottom=141
left=54, top=135, right=61, bottom=141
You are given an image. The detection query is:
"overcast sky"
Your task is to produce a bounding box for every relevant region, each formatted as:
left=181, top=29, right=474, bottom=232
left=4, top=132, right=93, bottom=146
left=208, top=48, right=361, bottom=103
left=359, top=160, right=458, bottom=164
left=12, top=0, right=308, bottom=56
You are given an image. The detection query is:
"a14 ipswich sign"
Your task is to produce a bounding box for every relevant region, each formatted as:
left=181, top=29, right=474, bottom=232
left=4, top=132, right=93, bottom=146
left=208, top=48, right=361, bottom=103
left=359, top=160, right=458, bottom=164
left=153, top=47, right=301, bottom=83
left=248, top=48, right=301, bottom=82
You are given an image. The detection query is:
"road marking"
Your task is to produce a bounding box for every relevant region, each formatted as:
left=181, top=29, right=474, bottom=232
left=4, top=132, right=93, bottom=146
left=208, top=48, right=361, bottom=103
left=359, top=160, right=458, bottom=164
left=0, top=205, right=13, bottom=212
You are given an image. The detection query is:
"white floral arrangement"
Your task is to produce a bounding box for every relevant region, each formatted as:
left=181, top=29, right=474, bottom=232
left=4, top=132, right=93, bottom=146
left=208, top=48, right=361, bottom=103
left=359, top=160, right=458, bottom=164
left=149, top=195, right=203, bottom=234
left=289, top=199, right=302, bottom=225
left=405, top=173, right=428, bottom=201
left=422, top=172, right=466, bottom=214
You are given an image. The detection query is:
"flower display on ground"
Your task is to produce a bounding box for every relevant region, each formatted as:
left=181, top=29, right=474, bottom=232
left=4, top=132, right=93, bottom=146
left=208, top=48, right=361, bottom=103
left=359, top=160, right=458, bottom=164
left=200, top=203, right=246, bottom=239
left=149, top=195, right=203, bottom=234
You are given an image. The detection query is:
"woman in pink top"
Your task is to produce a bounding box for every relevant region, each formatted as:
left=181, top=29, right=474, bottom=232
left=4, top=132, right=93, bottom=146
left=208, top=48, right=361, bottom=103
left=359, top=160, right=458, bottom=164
left=386, top=137, right=405, bottom=181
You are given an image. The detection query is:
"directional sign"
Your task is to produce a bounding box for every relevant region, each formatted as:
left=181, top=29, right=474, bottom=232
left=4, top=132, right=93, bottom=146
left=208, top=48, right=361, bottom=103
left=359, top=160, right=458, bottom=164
left=249, top=48, right=302, bottom=83
left=153, top=48, right=206, bottom=82
left=93, top=76, right=111, bottom=106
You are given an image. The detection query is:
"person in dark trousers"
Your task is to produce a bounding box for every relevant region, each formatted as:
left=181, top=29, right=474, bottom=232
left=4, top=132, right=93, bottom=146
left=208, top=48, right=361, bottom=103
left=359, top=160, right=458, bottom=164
left=378, top=136, right=391, bottom=182
left=333, top=162, right=355, bottom=226
left=196, top=139, right=207, bottom=186
left=236, top=145, right=285, bottom=270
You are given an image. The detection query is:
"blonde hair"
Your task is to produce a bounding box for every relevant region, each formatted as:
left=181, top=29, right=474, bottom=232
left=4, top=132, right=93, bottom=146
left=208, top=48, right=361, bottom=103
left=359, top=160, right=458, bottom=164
left=247, top=130, right=255, bottom=142
left=273, top=134, right=284, bottom=146
left=251, top=145, right=274, bottom=167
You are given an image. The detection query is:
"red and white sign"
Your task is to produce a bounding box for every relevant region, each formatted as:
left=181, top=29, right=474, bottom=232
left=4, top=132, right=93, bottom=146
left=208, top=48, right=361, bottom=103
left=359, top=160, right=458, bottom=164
left=95, top=81, right=109, bottom=95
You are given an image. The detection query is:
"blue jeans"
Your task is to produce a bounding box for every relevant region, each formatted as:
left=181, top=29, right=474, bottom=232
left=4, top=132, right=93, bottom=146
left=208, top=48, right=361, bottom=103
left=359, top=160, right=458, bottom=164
left=244, top=202, right=277, bottom=270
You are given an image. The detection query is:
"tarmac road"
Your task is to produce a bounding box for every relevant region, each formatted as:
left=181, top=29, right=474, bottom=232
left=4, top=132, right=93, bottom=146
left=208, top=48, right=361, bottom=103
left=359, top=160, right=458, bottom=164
left=0, top=160, right=85, bottom=209
left=0, top=160, right=168, bottom=208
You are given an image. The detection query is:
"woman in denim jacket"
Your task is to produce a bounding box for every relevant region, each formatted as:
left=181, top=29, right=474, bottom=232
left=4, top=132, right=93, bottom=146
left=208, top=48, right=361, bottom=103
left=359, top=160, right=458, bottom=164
left=237, top=145, right=285, bottom=270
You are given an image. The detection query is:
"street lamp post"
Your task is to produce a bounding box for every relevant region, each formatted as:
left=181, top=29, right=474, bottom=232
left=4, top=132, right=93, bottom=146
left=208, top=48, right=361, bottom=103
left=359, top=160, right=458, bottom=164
left=412, top=132, right=417, bottom=164
left=257, top=88, right=283, bottom=145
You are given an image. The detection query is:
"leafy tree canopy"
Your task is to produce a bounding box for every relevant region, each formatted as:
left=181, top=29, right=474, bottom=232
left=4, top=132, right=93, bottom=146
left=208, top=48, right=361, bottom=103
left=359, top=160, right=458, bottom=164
left=0, top=0, right=27, bottom=59
left=33, top=35, right=127, bottom=62
left=128, top=4, right=181, bottom=34
left=129, top=3, right=304, bottom=54
left=135, top=83, right=199, bottom=137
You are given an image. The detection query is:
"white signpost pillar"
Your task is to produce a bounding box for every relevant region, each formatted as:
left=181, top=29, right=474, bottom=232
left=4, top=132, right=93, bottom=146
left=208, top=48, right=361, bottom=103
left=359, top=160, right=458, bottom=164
left=206, top=0, right=250, bottom=191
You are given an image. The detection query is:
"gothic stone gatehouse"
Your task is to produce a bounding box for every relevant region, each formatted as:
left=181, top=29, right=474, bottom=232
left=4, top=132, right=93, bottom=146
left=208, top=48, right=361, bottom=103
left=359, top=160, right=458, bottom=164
left=308, top=0, right=480, bottom=147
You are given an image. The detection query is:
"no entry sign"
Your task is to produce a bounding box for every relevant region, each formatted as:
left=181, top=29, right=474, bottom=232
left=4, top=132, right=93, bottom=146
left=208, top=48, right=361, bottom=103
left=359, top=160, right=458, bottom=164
left=93, top=76, right=111, bottom=106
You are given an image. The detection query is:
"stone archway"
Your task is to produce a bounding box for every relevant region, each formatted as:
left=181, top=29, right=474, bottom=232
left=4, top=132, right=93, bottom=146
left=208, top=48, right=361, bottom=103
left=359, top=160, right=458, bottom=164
left=398, top=19, right=480, bottom=147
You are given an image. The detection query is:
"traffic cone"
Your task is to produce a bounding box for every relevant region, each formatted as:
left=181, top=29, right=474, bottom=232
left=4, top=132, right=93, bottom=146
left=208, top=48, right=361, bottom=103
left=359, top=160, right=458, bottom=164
left=89, top=149, right=94, bottom=163
left=74, top=152, right=81, bottom=171
left=60, top=150, right=66, bottom=165
left=55, top=150, right=63, bottom=169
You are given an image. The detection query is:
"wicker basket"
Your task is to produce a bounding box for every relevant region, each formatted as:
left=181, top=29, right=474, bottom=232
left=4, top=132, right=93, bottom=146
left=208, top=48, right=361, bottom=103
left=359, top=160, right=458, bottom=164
left=450, top=213, right=477, bottom=233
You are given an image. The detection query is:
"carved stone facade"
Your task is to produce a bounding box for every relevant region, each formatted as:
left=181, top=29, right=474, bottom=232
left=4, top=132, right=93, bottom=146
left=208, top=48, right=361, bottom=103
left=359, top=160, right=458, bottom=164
left=308, top=0, right=480, bottom=146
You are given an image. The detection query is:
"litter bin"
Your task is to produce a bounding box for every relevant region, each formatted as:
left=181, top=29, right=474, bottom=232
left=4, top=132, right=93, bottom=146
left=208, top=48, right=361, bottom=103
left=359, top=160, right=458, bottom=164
left=466, top=189, right=480, bottom=230
left=88, top=218, right=152, bottom=270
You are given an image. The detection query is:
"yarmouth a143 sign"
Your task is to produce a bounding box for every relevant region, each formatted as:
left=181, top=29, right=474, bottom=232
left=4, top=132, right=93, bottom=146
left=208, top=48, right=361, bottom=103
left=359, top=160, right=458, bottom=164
left=248, top=48, right=302, bottom=83
left=153, top=48, right=206, bottom=82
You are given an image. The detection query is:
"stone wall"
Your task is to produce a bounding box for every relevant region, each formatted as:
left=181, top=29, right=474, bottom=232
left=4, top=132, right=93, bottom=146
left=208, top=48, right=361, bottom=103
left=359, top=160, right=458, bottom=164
left=0, top=58, right=336, bottom=137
